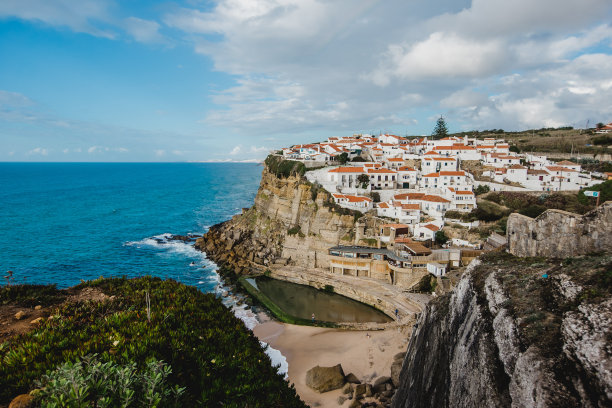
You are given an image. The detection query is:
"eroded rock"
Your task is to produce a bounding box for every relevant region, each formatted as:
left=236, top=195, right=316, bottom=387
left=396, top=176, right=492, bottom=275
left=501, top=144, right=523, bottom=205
left=306, top=364, right=346, bottom=393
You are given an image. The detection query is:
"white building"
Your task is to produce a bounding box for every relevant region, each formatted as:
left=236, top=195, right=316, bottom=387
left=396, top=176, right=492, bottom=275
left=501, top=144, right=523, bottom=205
left=368, top=168, right=398, bottom=189
left=328, top=166, right=366, bottom=188
left=446, top=188, right=476, bottom=211
left=332, top=193, right=373, bottom=212
left=483, top=153, right=521, bottom=168
left=421, top=157, right=458, bottom=174
left=421, top=171, right=470, bottom=190
left=427, top=262, right=447, bottom=277
left=397, top=166, right=418, bottom=188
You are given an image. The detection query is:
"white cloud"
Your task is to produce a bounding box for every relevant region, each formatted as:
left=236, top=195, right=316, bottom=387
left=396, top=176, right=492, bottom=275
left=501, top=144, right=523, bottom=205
left=155, top=149, right=166, bottom=157
left=249, top=146, right=269, bottom=153
left=0, top=90, right=33, bottom=107
left=0, top=0, right=115, bottom=38
left=87, top=145, right=104, bottom=154
left=27, top=147, right=48, bottom=156
left=124, top=17, right=165, bottom=44
left=229, top=145, right=242, bottom=155
left=163, top=0, right=612, bottom=135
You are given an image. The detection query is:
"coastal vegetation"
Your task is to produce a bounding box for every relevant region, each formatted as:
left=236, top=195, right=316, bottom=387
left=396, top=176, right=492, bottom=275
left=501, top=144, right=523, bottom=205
left=0, top=277, right=306, bottom=407
left=264, top=155, right=306, bottom=179
left=442, top=126, right=610, bottom=155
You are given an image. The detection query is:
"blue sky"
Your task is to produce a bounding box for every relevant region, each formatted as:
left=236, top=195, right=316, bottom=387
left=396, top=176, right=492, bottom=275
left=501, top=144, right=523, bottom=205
left=1, top=0, right=611, bottom=162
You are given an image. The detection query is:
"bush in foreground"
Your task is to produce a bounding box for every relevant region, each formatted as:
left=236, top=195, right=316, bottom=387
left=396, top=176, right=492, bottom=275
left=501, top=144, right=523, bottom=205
left=0, top=277, right=306, bottom=407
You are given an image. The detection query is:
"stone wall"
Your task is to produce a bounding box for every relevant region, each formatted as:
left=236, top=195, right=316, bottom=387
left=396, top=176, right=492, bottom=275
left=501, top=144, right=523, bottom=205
left=507, top=202, right=612, bottom=258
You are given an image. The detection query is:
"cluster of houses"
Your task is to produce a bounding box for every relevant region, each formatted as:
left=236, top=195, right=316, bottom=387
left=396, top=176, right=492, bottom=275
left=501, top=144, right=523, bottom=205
left=277, top=132, right=603, bottom=282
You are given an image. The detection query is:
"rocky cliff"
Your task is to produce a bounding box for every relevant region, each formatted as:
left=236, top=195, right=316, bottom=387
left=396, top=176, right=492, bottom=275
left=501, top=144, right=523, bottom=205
left=196, top=159, right=381, bottom=275
left=392, top=251, right=612, bottom=408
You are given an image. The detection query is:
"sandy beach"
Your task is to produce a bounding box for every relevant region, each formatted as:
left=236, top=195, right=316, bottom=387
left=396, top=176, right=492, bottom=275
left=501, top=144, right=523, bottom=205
left=254, top=318, right=412, bottom=407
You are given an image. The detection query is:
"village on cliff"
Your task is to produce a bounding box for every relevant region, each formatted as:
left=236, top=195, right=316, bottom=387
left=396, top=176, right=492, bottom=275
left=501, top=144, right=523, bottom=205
left=273, top=129, right=607, bottom=283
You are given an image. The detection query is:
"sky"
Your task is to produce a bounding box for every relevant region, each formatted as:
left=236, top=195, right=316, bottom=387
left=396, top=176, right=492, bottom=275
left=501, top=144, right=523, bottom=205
left=1, top=0, right=611, bottom=162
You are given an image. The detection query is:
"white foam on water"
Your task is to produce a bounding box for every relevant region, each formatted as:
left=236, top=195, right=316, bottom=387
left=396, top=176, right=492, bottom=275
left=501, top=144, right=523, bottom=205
left=125, top=233, right=289, bottom=379
left=125, top=233, right=211, bottom=265
left=230, top=302, right=288, bottom=379
left=261, top=341, right=289, bottom=379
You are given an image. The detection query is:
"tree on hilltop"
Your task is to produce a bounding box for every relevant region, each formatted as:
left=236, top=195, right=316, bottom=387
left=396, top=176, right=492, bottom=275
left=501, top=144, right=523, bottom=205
left=432, top=116, right=449, bottom=140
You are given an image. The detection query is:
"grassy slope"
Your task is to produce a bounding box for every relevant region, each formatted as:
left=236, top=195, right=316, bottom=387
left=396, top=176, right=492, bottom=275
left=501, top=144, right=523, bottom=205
left=0, top=277, right=306, bottom=407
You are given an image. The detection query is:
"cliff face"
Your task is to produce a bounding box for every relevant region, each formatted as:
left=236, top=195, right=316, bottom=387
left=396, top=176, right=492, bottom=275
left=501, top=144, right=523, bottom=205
left=392, top=252, right=612, bottom=408
left=196, top=164, right=376, bottom=274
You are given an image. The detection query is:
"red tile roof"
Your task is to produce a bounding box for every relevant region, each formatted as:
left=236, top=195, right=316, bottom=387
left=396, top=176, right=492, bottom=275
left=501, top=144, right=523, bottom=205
left=424, top=224, right=440, bottom=231
left=421, top=195, right=450, bottom=203
left=546, top=166, right=577, bottom=172
left=328, top=167, right=365, bottom=173
left=367, top=168, right=397, bottom=174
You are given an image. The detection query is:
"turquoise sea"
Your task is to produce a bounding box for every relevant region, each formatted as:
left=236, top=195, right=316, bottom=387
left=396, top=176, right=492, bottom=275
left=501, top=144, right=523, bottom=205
left=0, top=162, right=262, bottom=292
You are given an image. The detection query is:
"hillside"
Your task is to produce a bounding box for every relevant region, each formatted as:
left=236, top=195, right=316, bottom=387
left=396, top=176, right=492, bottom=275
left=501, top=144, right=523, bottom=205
left=0, top=278, right=306, bottom=407
left=448, top=127, right=611, bottom=157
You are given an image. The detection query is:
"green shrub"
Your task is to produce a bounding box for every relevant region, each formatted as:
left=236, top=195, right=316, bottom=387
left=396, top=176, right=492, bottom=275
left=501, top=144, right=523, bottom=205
left=264, top=155, right=306, bottom=179
left=35, top=355, right=185, bottom=408
left=0, top=278, right=306, bottom=407
left=287, top=226, right=302, bottom=236
left=0, top=284, right=64, bottom=307
left=578, top=180, right=612, bottom=206
left=323, top=285, right=334, bottom=293
left=474, top=185, right=490, bottom=195
left=435, top=230, right=449, bottom=245
left=592, top=135, right=612, bottom=146
left=519, top=204, right=547, bottom=218
left=470, top=199, right=511, bottom=221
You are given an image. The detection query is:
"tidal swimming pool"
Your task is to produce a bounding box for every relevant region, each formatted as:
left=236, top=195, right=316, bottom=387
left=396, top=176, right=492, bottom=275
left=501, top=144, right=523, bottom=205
left=248, top=277, right=392, bottom=324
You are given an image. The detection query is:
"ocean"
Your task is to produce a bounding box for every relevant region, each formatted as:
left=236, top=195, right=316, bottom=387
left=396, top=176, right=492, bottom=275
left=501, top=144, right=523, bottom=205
left=0, top=162, right=261, bottom=291
left=0, top=162, right=291, bottom=375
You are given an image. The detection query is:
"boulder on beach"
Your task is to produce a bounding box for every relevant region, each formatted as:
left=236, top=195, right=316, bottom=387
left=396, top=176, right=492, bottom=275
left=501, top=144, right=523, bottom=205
left=345, top=372, right=361, bottom=384
left=305, top=364, right=346, bottom=393
left=372, top=376, right=391, bottom=393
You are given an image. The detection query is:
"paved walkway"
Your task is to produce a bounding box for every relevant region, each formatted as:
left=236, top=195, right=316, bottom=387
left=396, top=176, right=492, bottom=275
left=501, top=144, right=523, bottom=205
left=270, top=266, right=431, bottom=329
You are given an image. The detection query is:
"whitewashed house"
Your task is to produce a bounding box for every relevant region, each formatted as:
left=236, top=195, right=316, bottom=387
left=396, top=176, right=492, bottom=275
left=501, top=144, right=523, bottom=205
left=505, top=164, right=528, bottom=184
left=414, top=223, right=440, bottom=241
left=385, top=157, right=405, bottom=169
left=368, top=168, right=398, bottom=189
left=446, top=188, right=476, bottom=211
left=332, top=193, right=373, bottom=212
left=379, top=134, right=408, bottom=145
left=483, top=153, right=521, bottom=168
left=328, top=166, right=366, bottom=188
left=397, top=166, right=418, bottom=188
left=427, top=262, right=447, bottom=277
left=421, top=157, right=458, bottom=174
left=421, top=171, right=470, bottom=190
